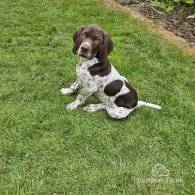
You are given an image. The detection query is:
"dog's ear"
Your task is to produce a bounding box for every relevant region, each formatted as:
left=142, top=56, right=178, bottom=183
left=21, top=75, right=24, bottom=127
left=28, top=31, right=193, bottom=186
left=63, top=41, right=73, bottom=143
left=72, top=26, right=85, bottom=54
left=99, top=32, right=113, bottom=63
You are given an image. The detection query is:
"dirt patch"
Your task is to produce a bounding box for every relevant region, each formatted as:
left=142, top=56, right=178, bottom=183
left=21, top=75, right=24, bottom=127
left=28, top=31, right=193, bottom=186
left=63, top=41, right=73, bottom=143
left=103, top=0, right=195, bottom=55
left=115, top=0, right=195, bottom=45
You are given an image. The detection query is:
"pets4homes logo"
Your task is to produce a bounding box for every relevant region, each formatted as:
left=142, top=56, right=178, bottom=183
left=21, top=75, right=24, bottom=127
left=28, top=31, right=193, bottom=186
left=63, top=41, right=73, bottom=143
left=134, top=163, right=183, bottom=184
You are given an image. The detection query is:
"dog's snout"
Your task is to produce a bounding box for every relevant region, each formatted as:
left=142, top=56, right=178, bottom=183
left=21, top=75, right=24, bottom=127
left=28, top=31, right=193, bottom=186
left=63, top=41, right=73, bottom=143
left=78, top=42, right=92, bottom=58
left=81, top=44, right=90, bottom=52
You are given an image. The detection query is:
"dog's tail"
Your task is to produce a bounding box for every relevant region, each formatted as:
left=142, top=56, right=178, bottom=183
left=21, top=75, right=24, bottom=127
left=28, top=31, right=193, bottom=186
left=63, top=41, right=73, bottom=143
left=137, top=101, right=161, bottom=110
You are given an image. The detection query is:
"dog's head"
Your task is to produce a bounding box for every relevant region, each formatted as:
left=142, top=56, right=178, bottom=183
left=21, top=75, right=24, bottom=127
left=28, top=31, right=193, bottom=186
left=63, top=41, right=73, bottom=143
left=72, top=24, right=113, bottom=63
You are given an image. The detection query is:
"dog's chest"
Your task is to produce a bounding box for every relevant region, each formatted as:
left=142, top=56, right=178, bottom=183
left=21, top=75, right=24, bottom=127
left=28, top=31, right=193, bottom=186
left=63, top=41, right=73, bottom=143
left=76, top=58, right=98, bottom=85
left=76, top=62, right=91, bottom=83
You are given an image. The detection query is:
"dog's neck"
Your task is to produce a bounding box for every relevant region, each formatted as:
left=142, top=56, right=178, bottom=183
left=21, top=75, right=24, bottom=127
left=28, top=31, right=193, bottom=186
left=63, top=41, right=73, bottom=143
left=79, top=57, right=99, bottom=64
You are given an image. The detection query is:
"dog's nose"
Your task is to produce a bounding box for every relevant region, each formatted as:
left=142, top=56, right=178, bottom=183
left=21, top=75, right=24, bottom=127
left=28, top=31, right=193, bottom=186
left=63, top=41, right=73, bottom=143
left=81, top=44, right=90, bottom=52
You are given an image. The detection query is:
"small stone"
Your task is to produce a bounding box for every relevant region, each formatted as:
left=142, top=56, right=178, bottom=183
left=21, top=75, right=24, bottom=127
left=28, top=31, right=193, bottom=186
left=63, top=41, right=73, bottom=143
left=188, top=14, right=195, bottom=19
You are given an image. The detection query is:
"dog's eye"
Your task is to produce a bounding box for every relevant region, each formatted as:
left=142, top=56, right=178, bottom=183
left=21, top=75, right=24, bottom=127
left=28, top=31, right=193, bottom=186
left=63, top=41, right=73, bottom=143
left=96, top=37, right=101, bottom=42
left=81, top=32, right=86, bottom=39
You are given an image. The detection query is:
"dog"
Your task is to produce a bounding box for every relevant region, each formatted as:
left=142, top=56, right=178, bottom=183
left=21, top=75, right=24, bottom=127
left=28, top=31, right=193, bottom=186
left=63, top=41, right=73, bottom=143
left=60, top=24, right=161, bottom=119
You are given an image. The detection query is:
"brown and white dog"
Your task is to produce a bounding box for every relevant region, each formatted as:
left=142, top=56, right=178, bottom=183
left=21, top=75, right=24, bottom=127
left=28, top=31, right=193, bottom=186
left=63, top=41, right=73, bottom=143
left=61, top=24, right=161, bottom=119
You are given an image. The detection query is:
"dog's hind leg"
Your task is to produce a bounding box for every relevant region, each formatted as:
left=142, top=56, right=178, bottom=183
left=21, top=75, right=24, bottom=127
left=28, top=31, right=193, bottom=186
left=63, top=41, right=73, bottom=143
left=106, top=105, right=134, bottom=119
left=83, top=103, right=106, bottom=112
left=84, top=104, right=133, bottom=119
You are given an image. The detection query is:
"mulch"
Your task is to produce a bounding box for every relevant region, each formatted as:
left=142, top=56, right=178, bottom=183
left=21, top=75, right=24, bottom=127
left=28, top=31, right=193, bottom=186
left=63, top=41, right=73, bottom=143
left=114, top=0, right=195, bottom=46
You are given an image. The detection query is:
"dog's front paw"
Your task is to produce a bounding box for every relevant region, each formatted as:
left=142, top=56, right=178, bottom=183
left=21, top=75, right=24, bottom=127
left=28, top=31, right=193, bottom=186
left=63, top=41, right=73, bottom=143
left=83, top=104, right=98, bottom=112
left=67, top=101, right=78, bottom=111
left=60, top=88, right=72, bottom=96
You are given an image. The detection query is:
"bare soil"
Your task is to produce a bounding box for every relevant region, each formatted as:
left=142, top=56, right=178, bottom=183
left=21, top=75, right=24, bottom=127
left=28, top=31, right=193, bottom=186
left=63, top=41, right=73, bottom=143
left=114, top=0, right=195, bottom=46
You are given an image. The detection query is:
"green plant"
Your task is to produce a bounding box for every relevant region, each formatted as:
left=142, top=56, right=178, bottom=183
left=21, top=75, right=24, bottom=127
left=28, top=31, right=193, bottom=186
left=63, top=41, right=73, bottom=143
left=151, top=0, right=194, bottom=12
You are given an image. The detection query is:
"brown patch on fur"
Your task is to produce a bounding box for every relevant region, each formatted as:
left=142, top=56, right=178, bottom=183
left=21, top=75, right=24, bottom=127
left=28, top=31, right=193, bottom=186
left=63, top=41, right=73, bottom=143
left=114, top=91, right=138, bottom=109
left=114, top=81, right=138, bottom=109
left=88, top=62, right=111, bottom=76
left=102, top=0, right=195, bottom=56
left=104, top=80, right=123, bottom=96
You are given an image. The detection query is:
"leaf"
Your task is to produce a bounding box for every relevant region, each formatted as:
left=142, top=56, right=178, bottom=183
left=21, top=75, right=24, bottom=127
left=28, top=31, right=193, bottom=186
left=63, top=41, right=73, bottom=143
left=151, top=1, right=170, bottom=10
left=151, top=1, right=161, bottom=7
left=185, top=0, right=194, bottom=3
left=159, top=2, right=168, bottom=10
left=166, top=5, right=175, bottom=12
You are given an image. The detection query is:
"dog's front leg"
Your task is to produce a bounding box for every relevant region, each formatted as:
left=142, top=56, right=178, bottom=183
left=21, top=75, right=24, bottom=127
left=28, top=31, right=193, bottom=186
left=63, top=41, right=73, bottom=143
left=67, top=87, right=96, bottom=111
left=60, top=80, right=80, bottom=96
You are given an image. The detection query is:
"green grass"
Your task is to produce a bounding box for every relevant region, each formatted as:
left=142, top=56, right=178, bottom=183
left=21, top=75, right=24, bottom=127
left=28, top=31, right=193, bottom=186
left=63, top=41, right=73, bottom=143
left=0, top=0, right=195, bottom=194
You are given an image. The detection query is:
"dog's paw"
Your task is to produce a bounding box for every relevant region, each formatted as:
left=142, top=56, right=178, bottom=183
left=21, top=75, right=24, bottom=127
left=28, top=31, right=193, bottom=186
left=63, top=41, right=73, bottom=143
left=66, top=101, right=78, bottom=111
left=83, top=104, right=98, bottom=112
left=60, top=88, right=72, bottom=96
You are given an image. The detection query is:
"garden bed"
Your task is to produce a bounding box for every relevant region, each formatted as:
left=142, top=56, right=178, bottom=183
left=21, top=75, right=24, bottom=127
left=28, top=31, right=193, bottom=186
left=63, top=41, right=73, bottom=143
left=114, top=0, right=195, bottom=46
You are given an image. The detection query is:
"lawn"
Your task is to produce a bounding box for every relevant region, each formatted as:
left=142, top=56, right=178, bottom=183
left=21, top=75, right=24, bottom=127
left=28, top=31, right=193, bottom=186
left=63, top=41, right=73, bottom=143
left=0, top=0, right=195, bottom=194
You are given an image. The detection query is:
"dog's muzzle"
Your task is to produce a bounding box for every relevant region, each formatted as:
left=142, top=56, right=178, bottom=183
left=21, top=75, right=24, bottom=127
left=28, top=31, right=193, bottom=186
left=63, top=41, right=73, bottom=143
left=78, top=42, right=92, bottom=59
